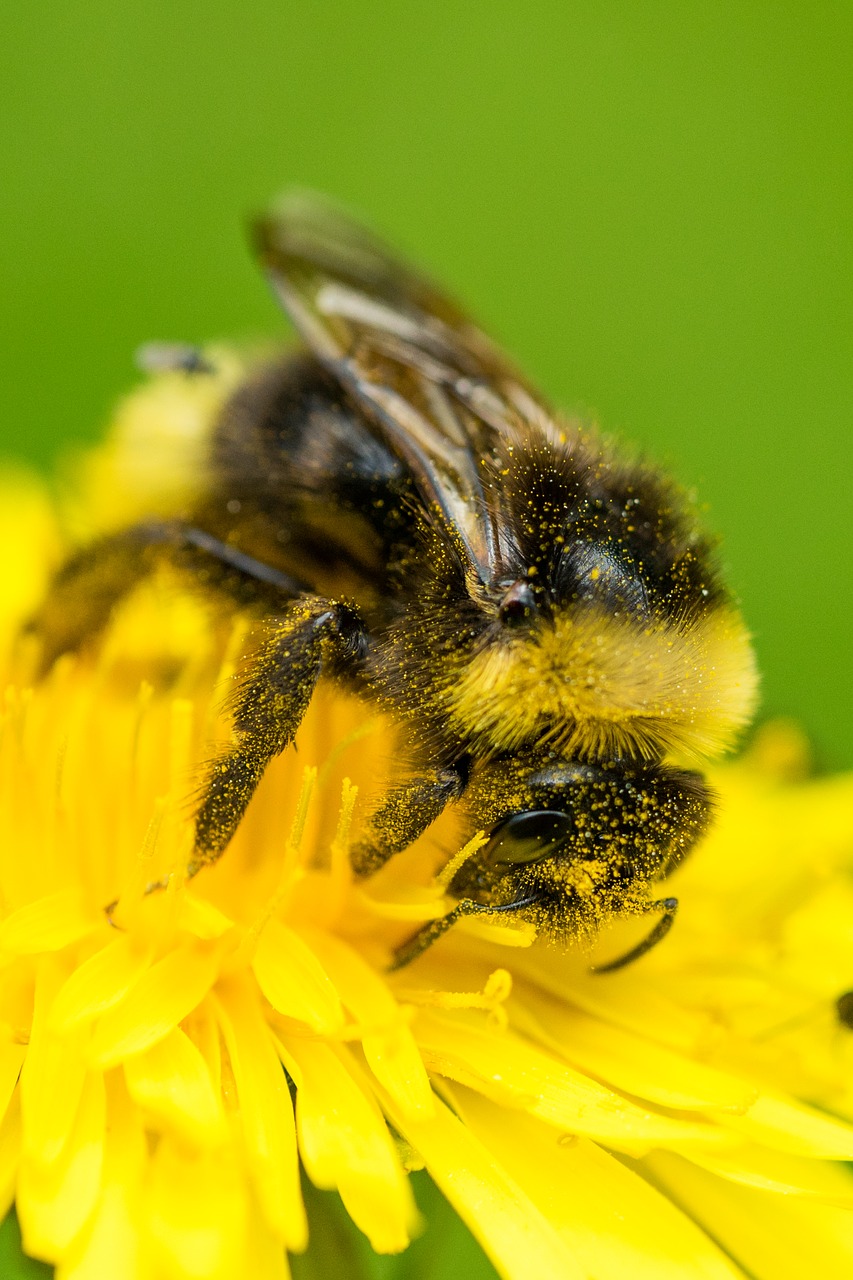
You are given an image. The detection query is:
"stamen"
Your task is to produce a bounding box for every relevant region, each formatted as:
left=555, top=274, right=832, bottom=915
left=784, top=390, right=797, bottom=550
left=168, top=697, right=195, bottom=797
left=434, top=830, right=489, bottom=892
left=330, top=778, right=359, bottom=889
left=109, top=795, right=170, bottom=925
left=129, top=680, right=154, bottom=777
left=52, top=736, right=67, bottom=810
left=243, top=766, right=319, bottom=952
left=285, top=766, right=317, bottom=873
left=394, top=967, right=513, bottom=1028
left=316, top=717, right=380, bottom=788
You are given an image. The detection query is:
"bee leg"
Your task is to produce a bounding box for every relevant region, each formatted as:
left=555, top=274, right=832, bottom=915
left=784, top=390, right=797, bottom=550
left=28, top=527, right=155, bottom=672
left=389, top=894, right=539, bottom=971
left=190, top=598, right=367, bottom=874
left=28, top=520, right=307, bottom=672
left=349, top=767, right=467, bottom=878
left=590, top=896, right=679, bottom=975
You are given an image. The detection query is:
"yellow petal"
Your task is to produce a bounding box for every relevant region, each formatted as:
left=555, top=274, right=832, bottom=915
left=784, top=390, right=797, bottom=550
left=413, top=1009, right=723, bottom=1152
left=513, top=988, right=756, bottom=1113
left=0, top=1092, right=21, bottom=1220
left=179, top=893, right=235, bottom=940
left=19, top=960, right=88, bottom=1166
left=648, top=1151, right=853, bottom=1280
left=252, top=919, right=344, bottom=1034
left=0, top=958, right=35, bottom=1044
left=382, top=1086, right=587, bottom=1280
left=123, top=1026, right=227, bottom=1149
left=214, top=977, right=306, bottom=1251
left=0, top=469, right=61, bottom=621
left=20, top=1024, right=88, bottom=1167
left=285, top=1036, right=417, bottom=1253
left=147, top=1136, right=248, bottom=1280
left=0, top=890, right=96, bottom=955
left=441, top=942, right=713, bottom=1055
left=184, top=1001, right=223, bottom=1098
left=242, top=1195, right=292, bottom=1280
left=61, top=1075, right=146, bottom=1280
left=88, top=941, right=220, bottom=1068
left=454, top=1087, right=742, bottom=1280
left=17, top=1069, right=105, bottom=1260
left=725, top=1092, right=853, bottom=1160
left=62, top=1184, right=143, bottom=1280
left=0, top=1040, right=25, bottom=1123
left=48, top=935, right=152, bottom=1033
left=308, top=928, right=434, bottom=1121
left=687, top=1142, right=853, bottom=1205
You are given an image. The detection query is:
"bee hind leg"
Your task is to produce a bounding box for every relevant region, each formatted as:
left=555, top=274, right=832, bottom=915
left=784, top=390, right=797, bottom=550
left=189, top=598, right=367, bottom=875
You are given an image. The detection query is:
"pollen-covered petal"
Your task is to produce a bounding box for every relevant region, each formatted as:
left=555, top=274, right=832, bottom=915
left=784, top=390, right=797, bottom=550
left=284, top=1036, right=418, bottom=1254
left=512, top=989, right=757, bottom=1113
left=16, top=1069, right=105, bottom=1260
left=382, top=1086, right=587, bottom=1280
left=308, top=928, right=434, bottom=1121
left=147, top=1136, right=249, bottom=1280
left=412, top=1009, right=723, bottom=1151
left=452, top=1086, right=743, bottom=1280
left=647, top=1151, right=853, bottom=1280
left=123, top=1026, right=227, bottom=1149
left=251, top=919, right=344, bottom=1034
left=88, top=941, right=221, bottom=1068
left=0, top=891, right=97, bottom=955
left=214, top=976, right=306, bottom=1252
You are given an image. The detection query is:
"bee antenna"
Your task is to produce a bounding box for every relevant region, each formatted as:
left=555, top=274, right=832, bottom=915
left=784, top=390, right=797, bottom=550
left=389, top=893, right=541, bottom=971
left=590, top=897, right=678, bottom=975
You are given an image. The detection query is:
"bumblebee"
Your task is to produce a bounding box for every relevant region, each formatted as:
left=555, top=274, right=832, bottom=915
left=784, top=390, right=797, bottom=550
left=34, top=194, right=758, bottom=967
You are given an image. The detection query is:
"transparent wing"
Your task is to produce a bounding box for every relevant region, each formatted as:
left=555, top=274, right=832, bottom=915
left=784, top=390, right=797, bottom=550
left=252, top=192, right=553, bottom=584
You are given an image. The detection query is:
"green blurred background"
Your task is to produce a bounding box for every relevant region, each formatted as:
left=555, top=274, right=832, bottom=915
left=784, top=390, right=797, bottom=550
left=2, top=1, right=851, bottom=768
left=0, top=4, right=851, bottom=1276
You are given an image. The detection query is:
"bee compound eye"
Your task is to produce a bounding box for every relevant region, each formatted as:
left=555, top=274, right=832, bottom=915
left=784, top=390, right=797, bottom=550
left=484, top=809, right=574, bottom=866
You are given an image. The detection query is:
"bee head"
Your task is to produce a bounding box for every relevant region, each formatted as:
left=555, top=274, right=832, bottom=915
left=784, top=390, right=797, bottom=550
left=450, top=760, right=712, bottom=942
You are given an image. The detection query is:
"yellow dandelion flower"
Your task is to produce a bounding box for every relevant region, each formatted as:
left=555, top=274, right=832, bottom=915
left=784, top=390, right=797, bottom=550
left=3, top=467, right=853, bottom=1280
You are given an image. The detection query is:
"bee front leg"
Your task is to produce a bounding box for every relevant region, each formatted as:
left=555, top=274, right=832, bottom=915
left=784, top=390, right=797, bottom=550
left=349, top=766, right=467, bottom=878
left=190, top=598, right=367, bottom=874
